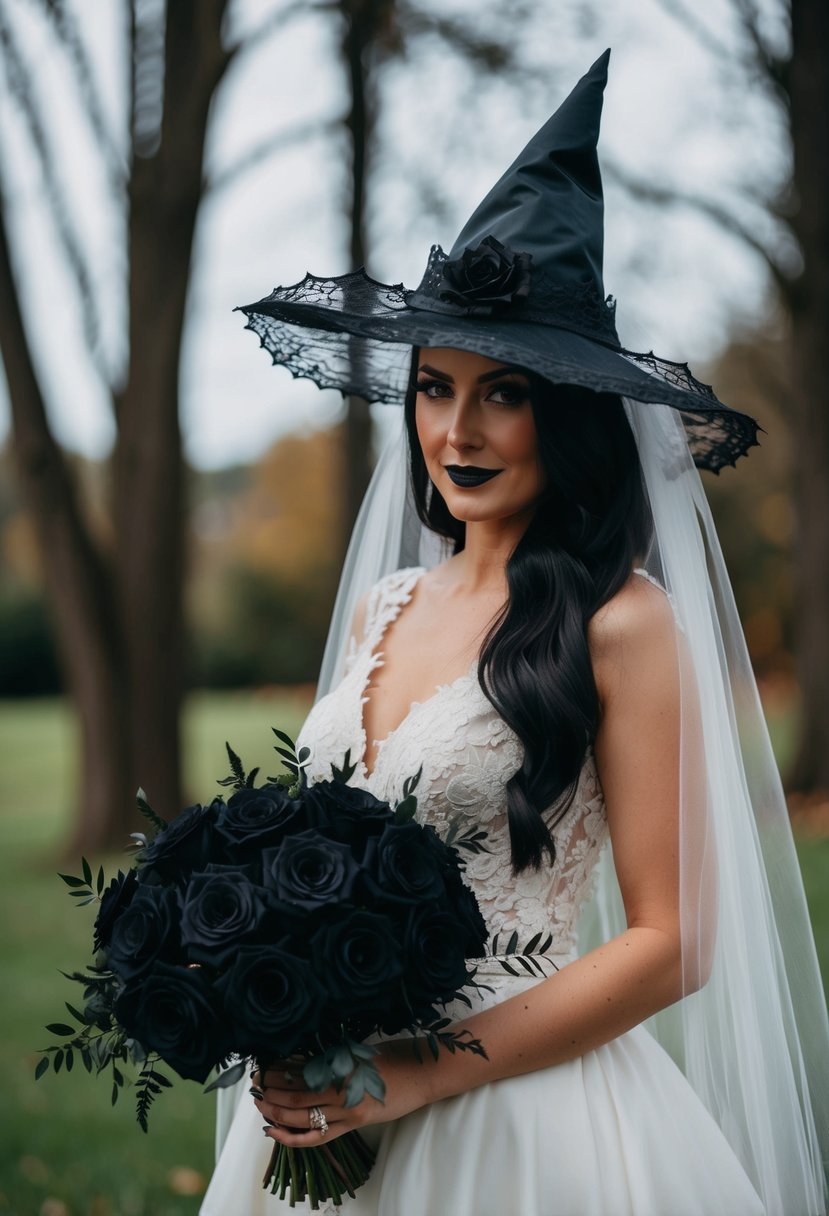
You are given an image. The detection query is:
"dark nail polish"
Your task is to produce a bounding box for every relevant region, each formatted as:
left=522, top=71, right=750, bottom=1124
left=262, top=1125, right=271, bottom=1136
left=249, top=1086, right=264, bottom=1099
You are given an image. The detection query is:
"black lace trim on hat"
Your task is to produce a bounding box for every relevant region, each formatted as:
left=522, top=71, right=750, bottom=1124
left=407, top=245, right=620, bottom=348
left=237, top=269, right=760, bottom=473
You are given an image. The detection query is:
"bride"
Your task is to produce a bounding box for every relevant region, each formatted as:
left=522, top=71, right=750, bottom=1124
left=201, top=52, right=829, bottom=1216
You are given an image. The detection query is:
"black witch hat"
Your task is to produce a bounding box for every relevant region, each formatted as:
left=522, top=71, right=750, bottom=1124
left=238, top=50, right=758, bottom=472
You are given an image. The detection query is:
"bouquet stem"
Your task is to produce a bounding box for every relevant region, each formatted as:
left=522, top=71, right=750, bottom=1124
left=263, top=1132, right=374, bottom=1209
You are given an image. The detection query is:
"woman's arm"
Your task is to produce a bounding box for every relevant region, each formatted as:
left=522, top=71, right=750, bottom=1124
left=258, top=577, right=687, bottom=1139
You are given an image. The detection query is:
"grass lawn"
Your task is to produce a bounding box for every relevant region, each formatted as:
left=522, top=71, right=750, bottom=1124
left=0, top=690, right=826, bottom=1216
left=0, top=691, right=311, bottom=1216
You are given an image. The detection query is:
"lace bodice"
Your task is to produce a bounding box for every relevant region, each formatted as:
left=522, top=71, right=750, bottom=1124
left=297, top=567, right=609, bottom=961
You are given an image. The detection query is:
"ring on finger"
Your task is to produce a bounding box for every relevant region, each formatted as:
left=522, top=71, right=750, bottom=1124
left=309, top=1105, right=329, bottom=1136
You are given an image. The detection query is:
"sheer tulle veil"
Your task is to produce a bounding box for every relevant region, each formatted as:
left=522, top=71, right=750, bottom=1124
left=293, top=399, right=829, bottom=1215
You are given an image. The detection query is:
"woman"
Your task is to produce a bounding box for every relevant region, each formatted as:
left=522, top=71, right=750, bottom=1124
left=201, top=52, right=829, bottom=1215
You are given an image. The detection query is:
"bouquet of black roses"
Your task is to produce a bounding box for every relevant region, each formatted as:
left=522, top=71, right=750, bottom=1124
left=37, top=731, right=490, bottom=1208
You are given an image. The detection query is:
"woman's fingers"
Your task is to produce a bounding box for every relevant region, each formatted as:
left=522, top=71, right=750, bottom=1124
left=256, top=1096, right=344, bottom=1131
left=260, top=1065, right=308, bottom=1090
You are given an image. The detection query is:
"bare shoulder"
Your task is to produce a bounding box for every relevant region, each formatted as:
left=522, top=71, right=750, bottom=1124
left=588, top=572, right=680, bottom=706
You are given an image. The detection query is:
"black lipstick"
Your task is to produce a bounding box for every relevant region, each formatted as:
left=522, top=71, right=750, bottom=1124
left=445, top=465, right=503, bottom=488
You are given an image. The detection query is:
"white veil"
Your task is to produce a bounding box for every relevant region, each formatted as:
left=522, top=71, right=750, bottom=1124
left=303, top=398, right=829, bottom=1215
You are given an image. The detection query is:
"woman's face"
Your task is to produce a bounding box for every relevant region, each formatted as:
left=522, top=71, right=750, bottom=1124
left=414, top=347, right=545, bottom=526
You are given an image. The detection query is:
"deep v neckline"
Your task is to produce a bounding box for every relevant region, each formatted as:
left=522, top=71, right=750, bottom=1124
left=356, top=569, right=479, bottom=781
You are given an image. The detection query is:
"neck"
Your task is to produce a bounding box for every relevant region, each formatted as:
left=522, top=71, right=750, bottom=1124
left=451, top=509, right=534, bottom=593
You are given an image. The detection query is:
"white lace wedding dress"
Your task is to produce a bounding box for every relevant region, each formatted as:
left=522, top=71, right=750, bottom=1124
left=201, top=567, right=765, bottom=1216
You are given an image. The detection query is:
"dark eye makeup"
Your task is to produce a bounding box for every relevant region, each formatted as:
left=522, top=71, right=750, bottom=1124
left=416, top=376, right=530, bottom=407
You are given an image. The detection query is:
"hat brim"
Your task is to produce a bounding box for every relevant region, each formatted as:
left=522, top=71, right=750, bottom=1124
left=238, top=270, right=760, bottom=472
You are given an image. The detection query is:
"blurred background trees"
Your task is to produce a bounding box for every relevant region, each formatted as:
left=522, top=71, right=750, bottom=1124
left=0, top=0, right=827, bottom=854
left=0, top=0, right=537, bottom=849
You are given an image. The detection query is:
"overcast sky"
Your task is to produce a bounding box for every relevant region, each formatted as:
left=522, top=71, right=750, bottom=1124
left=0, top=0, right=787, bottom=469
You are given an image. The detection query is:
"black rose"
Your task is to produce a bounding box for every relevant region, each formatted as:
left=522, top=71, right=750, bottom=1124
left=215, top=785, right=305, bottom=859
left=180, top=869, right=268, bottom=966
left=216, top=944, right=324, bottom=1057
left=364, top=822, right=445, bottom=905
left=311, top=910, right=402, bottom=1014
left=439, top=236, right=533, bottom=315
left=304, top=780, right=394, bottom=848
left=115, top=962, right=225, bottom=1083
left=106, top=885, right=179, bottom=981
left=443, top=867, right=488, bottom=957
left=403, top=905, right=471, bottom=1013
left=263, top=832, right=360, bottom=909
left=138, top=801, right=218, bottom=883
left=94, top=868, right=139, bottom=952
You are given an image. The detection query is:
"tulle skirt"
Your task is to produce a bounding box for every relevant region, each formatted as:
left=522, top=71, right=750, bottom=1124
left=200, top=961, right=765, bottom=1216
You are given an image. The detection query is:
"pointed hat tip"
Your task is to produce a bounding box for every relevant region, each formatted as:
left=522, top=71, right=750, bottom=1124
left=588, top=48, right=611, bottom=82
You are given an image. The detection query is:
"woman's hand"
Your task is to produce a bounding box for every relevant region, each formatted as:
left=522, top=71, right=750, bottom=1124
left=251, top=1041, right=436, bottom=1148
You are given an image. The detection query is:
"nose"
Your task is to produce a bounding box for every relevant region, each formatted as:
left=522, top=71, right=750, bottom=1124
left=446, top=396, right=483, bottom=452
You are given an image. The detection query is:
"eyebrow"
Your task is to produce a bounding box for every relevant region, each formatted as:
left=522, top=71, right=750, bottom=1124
left=417, top=363, right=529, bottom=384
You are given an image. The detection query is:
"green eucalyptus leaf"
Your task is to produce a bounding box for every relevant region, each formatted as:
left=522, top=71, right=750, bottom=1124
left=34, top=1056, right=49, bottom=1080
left=203, top=1060, right=246, bottom=1093
left=524, top=931, right=543, bottom=954
left=302, top=1056, right=333, bottom=1091
left=65, top=1048, right=74, bottom=1072
left=347, top=1041, right=377, bottom=1062
left=54, top=1050, right=64, bottom=1074
left=81, top=856, right=92, bottom=886
left=330, top=1045, right=354, bottom=1080
left=362, top=1066, right=386, bottom=1103
left=245, top=766, right=260, bottom=788
left=271, top=728, right=296, bottom=750
left=58, top=872, right=86, bottom=888
left=343, top=1070, right=365, bottom=1108
left=297, top=746, right=310, bottom=764
left=46, top=1023, right=75, bottom=1036
left=393, top=795, right=417, bottom=824
left=97, top=866, right=105, bottom=895
left=505, top=930, right=519, bottom=955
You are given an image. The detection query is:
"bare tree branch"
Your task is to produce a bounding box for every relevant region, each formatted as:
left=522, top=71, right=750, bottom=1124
left=0, top=6, right=109, bottom=384
left=36, top=0, right=126, bottom=189
left=604, top=157, right=794, bottom=293
left=731, top=0, right=789, bottom=93
left=224, top=0, right=334, bottom=60
left=205, top=115, right=340, bottom=194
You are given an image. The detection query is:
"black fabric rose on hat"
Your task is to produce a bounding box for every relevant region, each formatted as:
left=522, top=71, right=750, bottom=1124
left=115, top=962, right=225, bottom=1083
left=439, top=236, right=533, bottom=315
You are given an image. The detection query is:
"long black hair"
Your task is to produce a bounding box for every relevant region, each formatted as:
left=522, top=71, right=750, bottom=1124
left=403, top=354, right=653, bottom=874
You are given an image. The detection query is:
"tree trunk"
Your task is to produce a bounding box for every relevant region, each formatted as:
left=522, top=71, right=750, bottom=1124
left=0, top=204, right=131, bottom=851
left=113, top=1, right=231, bottom=825
left=785, top=0, right=829, bottom=791
left=1, top=0, right=232, bottom=852
left=340, top=0, right=382, bottom=549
